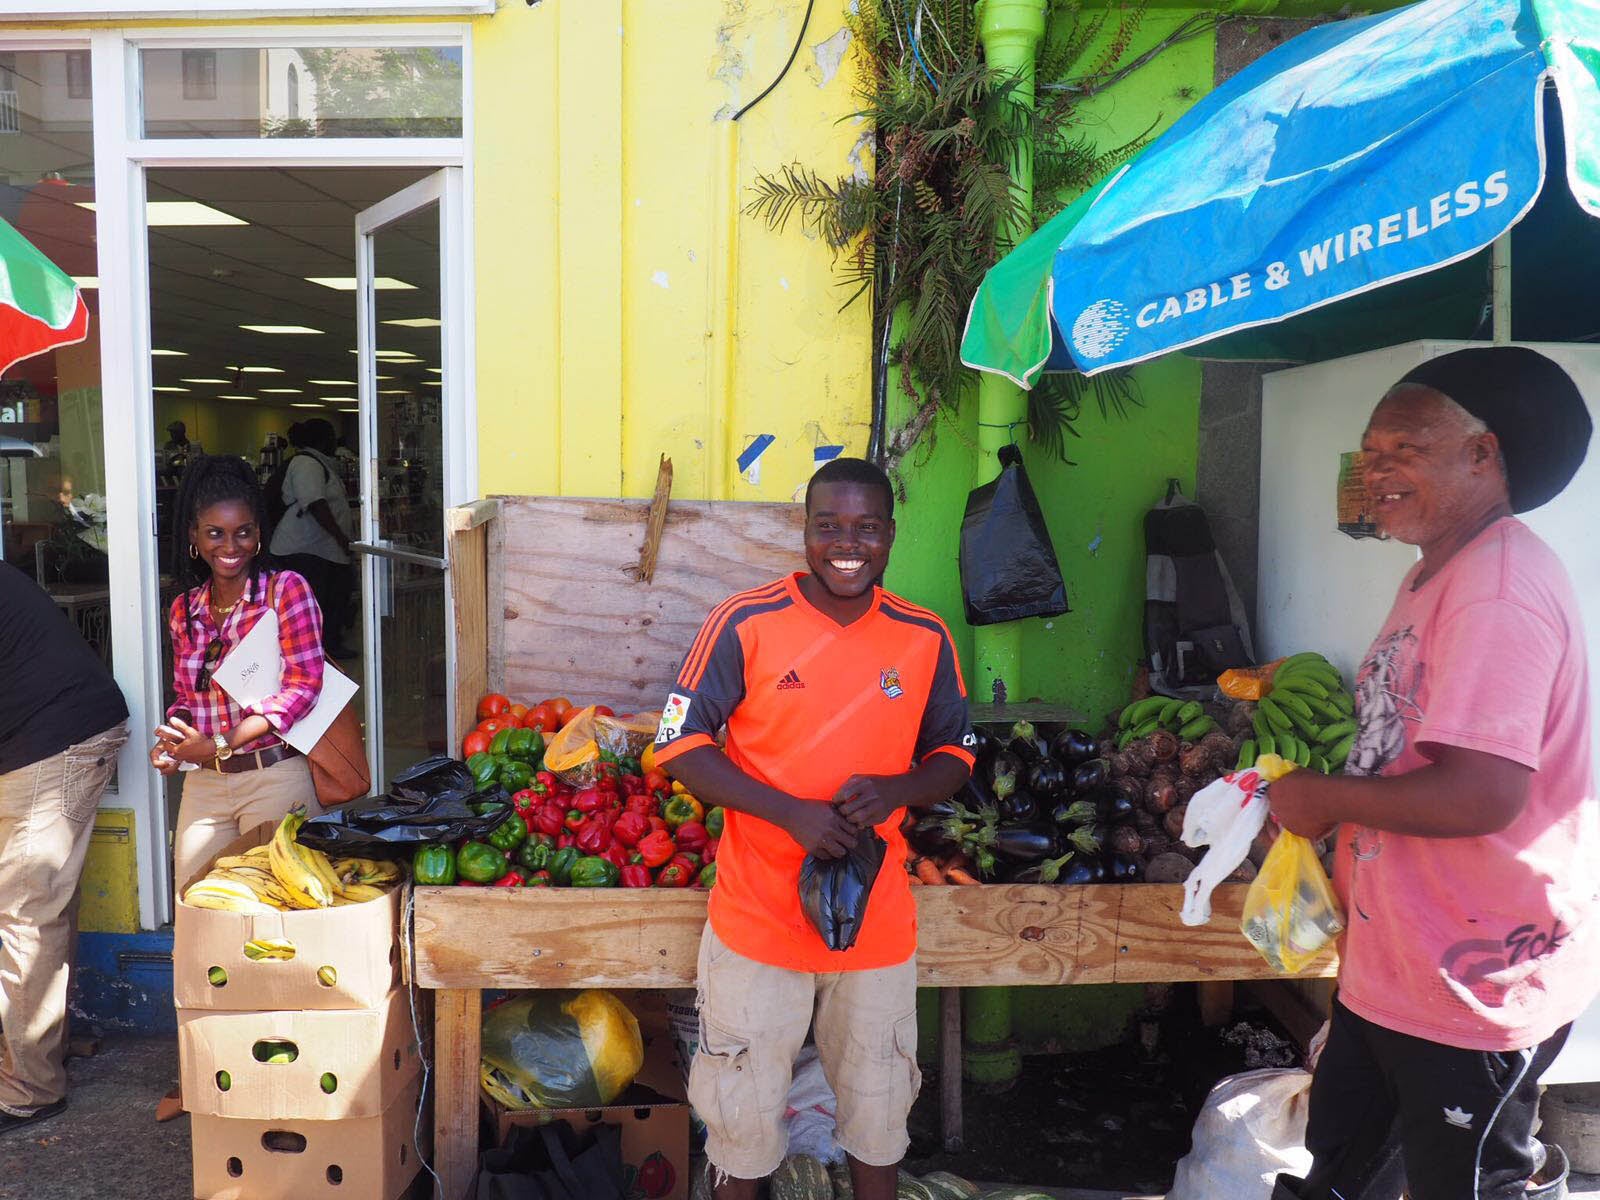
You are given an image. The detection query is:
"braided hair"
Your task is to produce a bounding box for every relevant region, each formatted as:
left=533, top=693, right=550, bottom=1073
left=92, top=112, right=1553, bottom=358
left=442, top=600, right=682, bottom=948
left=171, top=454, right=275, bottom=629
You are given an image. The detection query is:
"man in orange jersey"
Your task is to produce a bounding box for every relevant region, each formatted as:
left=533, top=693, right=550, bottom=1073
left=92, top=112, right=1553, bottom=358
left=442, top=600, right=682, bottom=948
left=653, top=457, right=974, bottom=1200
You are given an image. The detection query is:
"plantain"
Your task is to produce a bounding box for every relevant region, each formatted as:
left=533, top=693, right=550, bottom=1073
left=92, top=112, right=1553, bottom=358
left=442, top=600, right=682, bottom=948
left=1235, top=739, right=1258, bottom=771
left=268, top=810, right=340, bottom=909
left=212, top=867, right=296, bottom=910
left=1257, top=733, right=1277, bottom=757
left=1252, top=710, right=1274, bottom=742
left=1130, top=715, right=1162, bottom=739
left=1257, top=696, right=1293, bottom=732
left=243, top=938, right=297, bottom=961
left=1121, top=696, right=1169, bottom=729
left=183, top=878, right=278, bottom=915
left=1277, top=651, right=1329, bottom=670
left=1318, top=719, right=1357, bottom=744
left=1157, top=698, right=1185, bottom=728
left=1272, top=675, right=1330, bottom=701
left=332, top=881, right=388, bottom=904
left=1330, top=690, right=1355, bottom=716
left=1275, top=733, right=1302, bottom=764
left=1325, top=732, right=1356, bottom=765
left=1272, top=691, right=1315, bottom=722
left=332, top=858, right=402, bottom=887
left=1179, top=715, right=1217, bottom=740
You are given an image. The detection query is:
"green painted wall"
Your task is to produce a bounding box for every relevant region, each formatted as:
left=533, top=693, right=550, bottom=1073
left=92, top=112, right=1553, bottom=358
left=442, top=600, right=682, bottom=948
left=886, top=13, right=1214, bottom=723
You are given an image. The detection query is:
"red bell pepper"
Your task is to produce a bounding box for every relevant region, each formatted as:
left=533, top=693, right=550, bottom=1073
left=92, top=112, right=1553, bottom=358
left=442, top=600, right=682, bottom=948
left=535, top=770, right=559, bottom=791
left=575, top=820, right=613, bottom=856
left=456, top=879, right=485, bottom=887
left=643, top=768, right=671, bottom=795
left=646, top=815, right=669, bottom=837
left=620, top=863, right=653, bottom=888
left=655, top=857, right=694, bottom=887
left=601, top=843, right=631, bottom=869
left=563, top=808, right=587, bottom=833
left=573, top=787, right=608, bottom=814
left=674, top=851, right=702, bottom=871
left=512, top=788, right=539, bottom=813
left=703, top=837, right=719, bottom=864
left=625, top=793, right=659, bottom=818
left=673, top=821, right=709, bottom=855
left=635, top=829, right=676, bottom=868
left=531, top=806, right=565, bottom=839
left=611, top=811, right=650, bottom=848
left=523, top=870, right=553, bottom=887
left=621, top=774, right=647, bottom=795
left=494, top=870, right=526, bottom=888
left=556, top=832, right=575, bottom=849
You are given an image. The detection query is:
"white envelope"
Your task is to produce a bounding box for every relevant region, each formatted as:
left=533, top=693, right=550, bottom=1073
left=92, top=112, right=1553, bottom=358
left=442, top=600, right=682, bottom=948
left=211, top=608, right=359, bottom=755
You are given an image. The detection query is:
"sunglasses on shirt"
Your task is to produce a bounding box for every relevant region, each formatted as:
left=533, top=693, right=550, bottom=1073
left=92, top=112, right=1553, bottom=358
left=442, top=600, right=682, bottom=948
left=195, top=637, right=225, bottom=692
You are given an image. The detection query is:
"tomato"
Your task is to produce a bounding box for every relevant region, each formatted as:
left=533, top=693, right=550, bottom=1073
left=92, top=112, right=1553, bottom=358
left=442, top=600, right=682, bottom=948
left=591, top=704, right=615, bottom=718
left=462, top=730, right=492, bottom=759
left=508, top=703, right=530, bottom=726
left=544, top=698, right=574, bottom=722
left=524, top=702, right=559, bottom=732
left=478, top=716, right=514, bottom=737
left=477, top=693, right=512, bottom=721
left=558, top=706, right=587, bottom=730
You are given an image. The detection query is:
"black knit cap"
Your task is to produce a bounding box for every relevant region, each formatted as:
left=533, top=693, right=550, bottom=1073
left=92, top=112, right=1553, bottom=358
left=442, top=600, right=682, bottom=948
left=1393, top=346, right=1592, bottom=513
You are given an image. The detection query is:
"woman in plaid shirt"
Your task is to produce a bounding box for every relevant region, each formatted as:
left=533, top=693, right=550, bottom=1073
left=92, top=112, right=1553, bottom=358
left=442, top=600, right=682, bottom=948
left=148, top=456, right=327, bottom=887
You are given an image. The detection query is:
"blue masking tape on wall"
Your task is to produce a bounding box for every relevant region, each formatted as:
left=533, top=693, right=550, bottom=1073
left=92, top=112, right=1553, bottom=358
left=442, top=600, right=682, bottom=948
left=737, top=434, right=775, bottom=474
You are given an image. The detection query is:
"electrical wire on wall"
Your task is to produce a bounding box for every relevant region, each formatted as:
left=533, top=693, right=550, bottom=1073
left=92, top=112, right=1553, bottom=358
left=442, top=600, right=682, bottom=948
left=732, top=0, right=817, bottom=122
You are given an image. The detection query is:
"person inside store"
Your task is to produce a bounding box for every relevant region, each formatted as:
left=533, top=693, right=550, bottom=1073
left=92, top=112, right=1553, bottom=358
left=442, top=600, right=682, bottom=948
left=1266, top=347, right=1595, bottom=1200
left=150, top=453, right=327, bottom=891
left=651, top=457, right=975, bottom=1200
left=0, top=561, right=129, bottom=1135
left=269, top=418, right=356, bottom=659
left=162, top=420, right=203, bottom=473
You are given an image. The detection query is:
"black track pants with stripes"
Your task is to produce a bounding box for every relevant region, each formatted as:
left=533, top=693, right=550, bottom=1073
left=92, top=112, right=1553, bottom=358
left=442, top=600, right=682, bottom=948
left=1278, top=996, right=1570, bottom=1200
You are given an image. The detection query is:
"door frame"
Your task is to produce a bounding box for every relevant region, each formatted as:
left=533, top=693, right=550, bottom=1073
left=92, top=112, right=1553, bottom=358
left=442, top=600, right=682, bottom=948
left=354, top=168, right=468, bottom=786
left=64, top=23, right=476, bottom=928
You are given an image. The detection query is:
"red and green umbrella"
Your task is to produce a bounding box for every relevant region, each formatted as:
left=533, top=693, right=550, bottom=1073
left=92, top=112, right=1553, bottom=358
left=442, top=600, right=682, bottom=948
left=0, top=212, right=88, bottom=376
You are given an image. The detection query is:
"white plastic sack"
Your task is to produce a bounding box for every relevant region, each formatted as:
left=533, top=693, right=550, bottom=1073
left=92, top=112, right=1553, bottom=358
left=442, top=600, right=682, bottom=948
left=1168, top=1068, right=1313, bottom=1200
left=1180, top=770, right=1271, bottom=925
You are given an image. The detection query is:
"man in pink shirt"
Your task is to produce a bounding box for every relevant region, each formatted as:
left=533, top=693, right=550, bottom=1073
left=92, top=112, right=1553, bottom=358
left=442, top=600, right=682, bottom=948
left=1269, top=347, right=1596, bottom=1200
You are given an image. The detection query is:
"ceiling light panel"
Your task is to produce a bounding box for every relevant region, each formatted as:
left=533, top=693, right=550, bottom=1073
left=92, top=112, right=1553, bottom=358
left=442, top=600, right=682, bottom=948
left=80, top=200, right=247, bottom=227
left=305, top=276, right=415, bottom=291
left=240, top=325, right=324, bottom=335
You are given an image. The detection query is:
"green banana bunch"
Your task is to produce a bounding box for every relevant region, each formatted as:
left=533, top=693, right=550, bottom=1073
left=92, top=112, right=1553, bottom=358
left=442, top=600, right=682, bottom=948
left=1263, top=651, right=1360, bottom=774
left=1115, top=695, right=1216, bottom=748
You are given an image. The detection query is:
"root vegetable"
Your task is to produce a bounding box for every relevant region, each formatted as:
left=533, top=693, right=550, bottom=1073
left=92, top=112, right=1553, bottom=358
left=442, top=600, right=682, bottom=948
left=1149, top=729, right=1179, bottom=762
left=1115, top=776, right=1144, bottom=804
left=1164, top=804, right=1188, bottom=840
left=1227, top=859, right=1258, bottom=883
left=915, top=859, right=946, bottom=886
left=945, top=867, right=981, bottom=886
left=1144, top=852, right=1194, bottom=884
left=1180, top=743, right=1213, bottom=779
left=1110, top=825, right=1144, bottom=856
left=1146, top=776, right=1177, bottom=813
left=1175, top=777, right=1199, bottom=805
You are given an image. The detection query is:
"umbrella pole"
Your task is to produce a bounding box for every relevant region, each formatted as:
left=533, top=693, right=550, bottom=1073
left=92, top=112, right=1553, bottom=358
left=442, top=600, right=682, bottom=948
left=965, top=0, right=1048, bottom=1094
left=1491, top=231, right=1512, bottom=345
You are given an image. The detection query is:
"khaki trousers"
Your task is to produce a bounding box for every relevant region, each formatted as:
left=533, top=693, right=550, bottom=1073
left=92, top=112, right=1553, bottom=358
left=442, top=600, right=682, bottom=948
left=173, top=756, right=320, bottom=890
left=0, top=721, right=129, bottom=1113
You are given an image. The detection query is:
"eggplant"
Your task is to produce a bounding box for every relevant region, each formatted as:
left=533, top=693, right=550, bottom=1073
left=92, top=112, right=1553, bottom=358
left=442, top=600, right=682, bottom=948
left=1011, top=852, right=1075, bottom=884
left=998, top=789, right=1039, bottom=824
left=989, top=823, right=1057, bottom=861
left=907, top=816, right=963, bottom=858
left=926, top=796, right=962, bottom=821
left=1071, top=758, right=1110, bottom=793
left=969, top=725, right=1000, bottom=764
left=1060, top=857, right=1105, bottom=885
left=1026, top=758, right=1070, bottom=800
left=1062, top=822, right=1105, bottom=856
left=989, top=750, right=1025, bottom=787
left=1108, top=854, right=1144, bottom=883
left=1006, top=720, right=1045, bottom=764
left=1050, top=798, right=1097, bottom=828
left=1093, top=787, right=1137, bottom=823
left=1051, top=728, right=1100, bottom=767
left=960, top=775, right=998, bottom=813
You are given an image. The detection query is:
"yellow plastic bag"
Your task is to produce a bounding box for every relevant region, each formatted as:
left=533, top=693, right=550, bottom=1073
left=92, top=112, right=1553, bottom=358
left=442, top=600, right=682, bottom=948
left=480, top=989, right=644, bottom=1110
left=1239, top=831, right=1345, bottom=973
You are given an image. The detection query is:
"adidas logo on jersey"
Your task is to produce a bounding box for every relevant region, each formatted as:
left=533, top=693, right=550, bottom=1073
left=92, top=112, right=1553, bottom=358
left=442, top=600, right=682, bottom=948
left=776, top=669, right=805, bottom=690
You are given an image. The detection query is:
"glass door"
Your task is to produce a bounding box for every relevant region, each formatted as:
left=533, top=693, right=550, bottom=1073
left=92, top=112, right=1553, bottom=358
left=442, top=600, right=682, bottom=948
left=353, top=171, right=461, bottom=785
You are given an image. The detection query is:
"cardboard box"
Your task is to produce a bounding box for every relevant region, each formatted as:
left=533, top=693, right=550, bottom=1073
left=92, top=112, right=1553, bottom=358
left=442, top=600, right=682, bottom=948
left=174, top=825, right=402, bottom=1011
left=179, top=988, right=425, bottom=1120
left=191, top=1070, right=427, bottom=1200
left=486, top=1029, right=689, bottom=1200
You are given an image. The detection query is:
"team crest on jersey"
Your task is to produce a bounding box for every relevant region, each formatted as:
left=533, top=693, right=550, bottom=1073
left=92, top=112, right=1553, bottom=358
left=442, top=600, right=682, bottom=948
left=656, top=693, right=691, bottom=744
left=879, top=667, right=904, bottom=699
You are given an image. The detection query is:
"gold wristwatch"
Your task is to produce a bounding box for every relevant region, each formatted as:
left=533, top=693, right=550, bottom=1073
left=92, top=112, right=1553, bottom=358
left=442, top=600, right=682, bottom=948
left=213, top=733, right=233, bottom=761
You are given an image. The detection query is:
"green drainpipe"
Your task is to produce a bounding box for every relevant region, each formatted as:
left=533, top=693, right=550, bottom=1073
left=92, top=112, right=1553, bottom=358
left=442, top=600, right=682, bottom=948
left=966, top=0, right=1047, bottom=1090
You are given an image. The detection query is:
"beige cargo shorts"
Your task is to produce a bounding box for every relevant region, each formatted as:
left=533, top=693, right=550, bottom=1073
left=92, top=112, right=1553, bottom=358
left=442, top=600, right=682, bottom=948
left=687, top=924, right=921, bottom=1180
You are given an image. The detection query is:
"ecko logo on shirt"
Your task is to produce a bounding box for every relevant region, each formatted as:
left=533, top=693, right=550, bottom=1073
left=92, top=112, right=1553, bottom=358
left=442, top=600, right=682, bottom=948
left=656, top=692, right=691, bottom=744
left=879, top=667, right=904, bottom=700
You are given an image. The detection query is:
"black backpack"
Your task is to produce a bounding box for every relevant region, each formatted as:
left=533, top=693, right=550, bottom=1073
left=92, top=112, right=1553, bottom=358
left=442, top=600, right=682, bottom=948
left=1144, top=481, right=1255, bottom=697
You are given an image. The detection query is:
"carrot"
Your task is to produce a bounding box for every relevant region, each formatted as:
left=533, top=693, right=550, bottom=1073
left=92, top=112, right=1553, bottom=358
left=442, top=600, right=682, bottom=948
left=915, top=858, right=946, bottom=886
left=945, top=867, right=981, bottom=886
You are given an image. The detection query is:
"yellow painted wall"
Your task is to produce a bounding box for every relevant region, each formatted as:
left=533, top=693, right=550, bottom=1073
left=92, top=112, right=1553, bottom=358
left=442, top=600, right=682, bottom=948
left=471, top=0, right=872, bottom=503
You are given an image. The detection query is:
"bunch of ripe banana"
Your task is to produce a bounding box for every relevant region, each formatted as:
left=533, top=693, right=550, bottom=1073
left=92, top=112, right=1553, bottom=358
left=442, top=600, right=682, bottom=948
left=181, top=810, right=404, bottom=914
left=1235, top=652, right=1357, bottom=774
left=1115, top=695, right=1219, bottom=748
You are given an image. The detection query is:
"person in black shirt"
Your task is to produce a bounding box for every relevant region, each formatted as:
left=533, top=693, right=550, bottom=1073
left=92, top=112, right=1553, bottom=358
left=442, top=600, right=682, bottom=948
left=0, top=561, right=129, bottom=1135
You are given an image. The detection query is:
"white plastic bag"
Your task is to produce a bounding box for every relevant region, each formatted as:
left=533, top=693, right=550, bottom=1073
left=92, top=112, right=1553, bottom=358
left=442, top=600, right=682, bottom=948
left=1167, top=1068, right=1313, bottom=1200
left=1180, top=755, right=1296, bottom=926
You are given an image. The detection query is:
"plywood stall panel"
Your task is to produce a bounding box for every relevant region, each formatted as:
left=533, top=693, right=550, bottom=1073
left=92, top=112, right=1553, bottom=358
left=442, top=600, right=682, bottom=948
left=447, top=500, right=500, bottom=741
left=495, top=496, right=806, bottom=714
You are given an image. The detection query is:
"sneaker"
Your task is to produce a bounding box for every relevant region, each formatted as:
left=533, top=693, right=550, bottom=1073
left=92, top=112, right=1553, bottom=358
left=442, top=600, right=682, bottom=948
left=0, top=1098, right=66, bottom=1137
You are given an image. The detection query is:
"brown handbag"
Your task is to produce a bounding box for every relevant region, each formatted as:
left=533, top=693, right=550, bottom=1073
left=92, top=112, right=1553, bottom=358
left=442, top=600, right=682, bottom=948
left=268, top=574, right=372, bottom=805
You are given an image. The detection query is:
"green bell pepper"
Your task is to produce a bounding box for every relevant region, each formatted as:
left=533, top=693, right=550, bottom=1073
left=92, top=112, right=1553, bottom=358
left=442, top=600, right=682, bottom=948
left=547, top=846, right=581, bottom=887
left=468, top=752, right=501, bottom=790
left=570, top=855, right=620, bottom=888
left=499, top=760, right=535, bottom=792
left=456, top=840, right=510, bottom=884
left=489, top=728, right=514, bottom=756
left=411, top=843, right=457, bottom=886
left=516, top=838, right=554, bottom=874
left=486, top=810, right=527, bottom=853
left=505, top=727, right=545, bottom=764
left=470, top=799, right=509, bottom=816
left=705, top=806, right=725, bottom=839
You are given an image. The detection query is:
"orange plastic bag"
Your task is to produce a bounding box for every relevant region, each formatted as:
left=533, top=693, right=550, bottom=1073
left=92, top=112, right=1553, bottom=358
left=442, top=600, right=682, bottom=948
left=543, top=706, right=659, bottom=787
left=1218, top=659, right=1286, bottom=701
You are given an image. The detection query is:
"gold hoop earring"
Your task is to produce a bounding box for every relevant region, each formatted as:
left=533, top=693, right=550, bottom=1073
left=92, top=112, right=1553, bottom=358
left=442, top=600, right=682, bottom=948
left=189, top=544, right=199, bottom=559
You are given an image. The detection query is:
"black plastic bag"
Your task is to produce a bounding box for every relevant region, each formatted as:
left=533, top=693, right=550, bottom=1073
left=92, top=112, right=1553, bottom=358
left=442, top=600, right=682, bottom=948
left=296, top=755, right=509, bottom=854
left=475, top=1121, right=625, bottom=1200
left=959, top=444, right=1069, bottom=626
left=799, top=830, right=887, bottom=952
